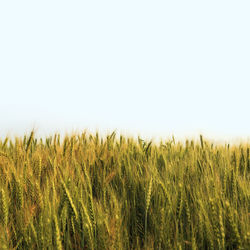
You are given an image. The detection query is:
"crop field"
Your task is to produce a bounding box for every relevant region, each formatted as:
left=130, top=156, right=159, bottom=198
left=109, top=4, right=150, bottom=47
left=0, top=131, right=249, bottom=249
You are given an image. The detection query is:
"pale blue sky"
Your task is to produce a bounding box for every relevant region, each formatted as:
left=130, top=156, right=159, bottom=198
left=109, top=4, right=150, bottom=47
left=0, top=1, right=250, bottom=141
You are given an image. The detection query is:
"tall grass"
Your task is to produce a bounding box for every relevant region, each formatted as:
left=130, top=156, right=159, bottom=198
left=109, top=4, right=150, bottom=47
left=0, top=132, right=249, bottom=249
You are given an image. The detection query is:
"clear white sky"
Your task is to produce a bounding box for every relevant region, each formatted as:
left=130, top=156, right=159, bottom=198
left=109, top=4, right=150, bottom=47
left=0, top=1, right=250, bottom=141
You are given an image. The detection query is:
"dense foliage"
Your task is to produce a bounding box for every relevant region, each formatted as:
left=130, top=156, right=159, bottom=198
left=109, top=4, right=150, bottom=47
left=0, top=132, right=249, bottom=249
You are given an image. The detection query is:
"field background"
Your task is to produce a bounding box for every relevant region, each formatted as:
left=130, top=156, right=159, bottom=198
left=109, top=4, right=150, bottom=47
left=1, top=2, right=250, bottom=249
left=0, top=132, right=249, bottom=249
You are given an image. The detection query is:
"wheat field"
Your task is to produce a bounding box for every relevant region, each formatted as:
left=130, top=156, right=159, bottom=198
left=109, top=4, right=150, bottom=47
left=0, top=132, right=249, bottom=249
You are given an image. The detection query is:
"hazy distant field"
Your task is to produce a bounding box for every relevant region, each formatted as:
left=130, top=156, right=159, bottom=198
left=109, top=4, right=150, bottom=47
left=0, top=132, right=249, bottom=249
